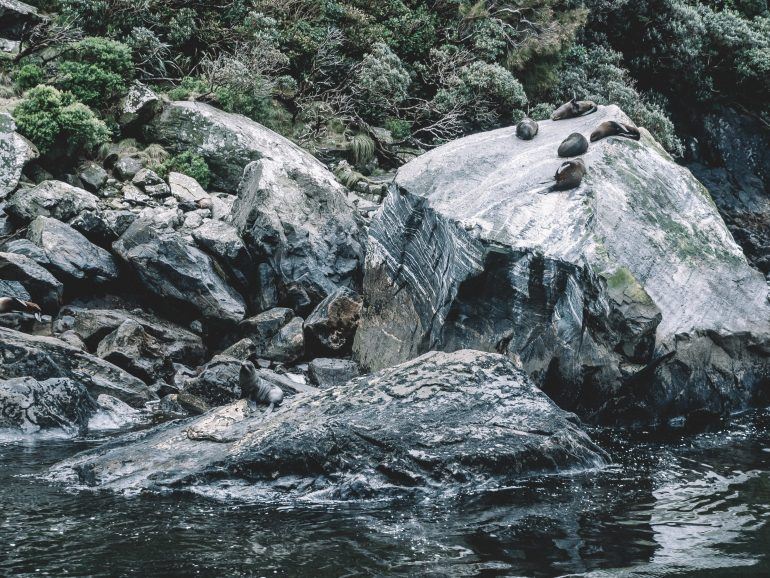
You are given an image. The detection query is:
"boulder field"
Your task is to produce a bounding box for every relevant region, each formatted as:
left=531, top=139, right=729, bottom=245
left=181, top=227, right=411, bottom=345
left=0, top=94, right=768, bottom=495
left=353, top=105, right=770, bottom=426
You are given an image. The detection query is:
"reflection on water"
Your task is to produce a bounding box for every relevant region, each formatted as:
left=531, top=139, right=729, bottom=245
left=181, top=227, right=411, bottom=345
left=1, top=410, right=769, bottom=577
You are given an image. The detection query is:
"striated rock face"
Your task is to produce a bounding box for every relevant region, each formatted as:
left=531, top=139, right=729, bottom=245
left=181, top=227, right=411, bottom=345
left=354, top=105, right=770, bottom=425
left=0, top=112, right=37, bottom=199
left=49, top=350, right=607, bottom=498
left=0, top=327, right=154, bottom=407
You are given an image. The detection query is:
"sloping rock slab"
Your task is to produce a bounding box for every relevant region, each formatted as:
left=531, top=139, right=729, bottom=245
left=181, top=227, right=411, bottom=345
left=0, top=376, right=96, bottom=435
left=0, top=327, right=154, bottom=407
left=48, top=350, right=607, bottom=499
left=354, top=105, right=770, bottom=426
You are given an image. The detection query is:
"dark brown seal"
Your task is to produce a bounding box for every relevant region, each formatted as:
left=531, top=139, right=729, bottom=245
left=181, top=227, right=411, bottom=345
left=0, top=297, right=42, bottom=320
left=516, top=118, right=539, bottom=140
left=590, top=120, right=641, bottom=142
left=552, top=158, right=586, bottom=191
left=239, top=361, right=284, bottom=410
left=551, top=98, right=598, bottom=121
left=557, top=133, right=589, bottom=157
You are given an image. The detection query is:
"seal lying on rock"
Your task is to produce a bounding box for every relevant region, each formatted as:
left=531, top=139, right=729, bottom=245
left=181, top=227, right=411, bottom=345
left=557, top=133, right=589, bottom=157
left=590, top=120, right=641, bottom=142
left=552, top=98, right=598, bottom=120
left=239, top=361, right=283, bottom=411
left=551, top=158, right=586, bottom=191
left=0, top=297, right=42, bottom=321
left=515, top=118, right=539, bottom=140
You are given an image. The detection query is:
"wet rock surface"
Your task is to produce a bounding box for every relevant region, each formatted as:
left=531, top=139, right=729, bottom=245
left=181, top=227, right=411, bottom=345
left=49, top=350, right=608, bottom=496
left=354, top=105, right=770, bottom=426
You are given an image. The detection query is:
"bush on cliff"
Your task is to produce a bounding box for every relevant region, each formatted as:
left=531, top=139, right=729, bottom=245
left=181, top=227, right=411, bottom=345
left=13, top=85, right=110, bottom=157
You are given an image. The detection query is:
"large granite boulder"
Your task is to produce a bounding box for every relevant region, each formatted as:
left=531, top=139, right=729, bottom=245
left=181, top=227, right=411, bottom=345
left=0, top=327, right=154, bottom=407
left=0, top=376, right=96, bottom=435
left=354, top=105, right=770, bottom=426
left=112, top=217, right=245, bottom=323
left=27, top=216, right=119, bottom=284
left=6, top=180, right=99, bottom=222
left=49, top=350, right=608, bottom=498
left=0, top=112, right=37, bottom=199
left=232, top=158, right=364, bottom=312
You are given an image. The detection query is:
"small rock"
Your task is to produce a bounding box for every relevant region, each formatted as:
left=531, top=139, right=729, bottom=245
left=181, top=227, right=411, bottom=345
left=5, top=180, right=99, bottom=222
left=169, top=172, right=209, bottom=204
left=114, top=156, right=144, bottom=181
left=304, top=287, right=362, bottom=356
left=79, top=163, right=108, bottom=193
left=119, top=81, right=161, bottom=126
left=96, top=319, right=171, bottom=383
left=176, top=392, right=210, bottom=416
left=308, top=358, right=360, bottom=389
left=220, top=338, right=256, bottom=361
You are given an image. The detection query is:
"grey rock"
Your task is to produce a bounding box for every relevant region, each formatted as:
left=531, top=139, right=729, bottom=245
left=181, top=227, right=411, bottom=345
left=6, top=180, right=99, bottom=222
left=689, top=106, right=770, bottom=274
left=232, top=158, right=364, bottom=313
left=354, top=105, right=770, bottom=426
left=0, top=0, right=42, bottom=40
left=0, top=251, right=62, bottom=309
left=121, top=183, right=152, bottom=205
left=0, top=376, right=96, bottom=435
left=89, top=394, right=147, bottom=431
left=27, top=216, right=119, bottom=284
left=56, top=306, right=206, bottom=366
left=69, top=210, right=121, bottom=246
left=307, top=358, right=360, bottom=389
left=304, top=287, right=362, bottom=356
left=114, top=156, right=144, bottom=181
left=0, top=112, right=37, bottom=199
left=0, top=37, right=20, bottom=53
left=96, top=319, right=170, bottom=383
left=1, top=238, right=49, bottom=265
left=176, top=392, right=210, bottom=416
left=220, top=337, right=256, bottom=361
left=158, top=393, right=189, bottom=417
left=192, top=219, right=254, bottom=290
left=184, top=355, right=243, bottom=406
left=101, top=209, right=137, bottom=237
left=49, top=350, right=607, bottom=497
left=169, top=171, right=208, bottom=204
left=240, top=308, right=304, bottom=363
left=118, top=81, right=161, bottom=126
left=79, top=163, right=108, bottom=193
left=0, top=327, right=154, bottom=407
left=113, top=217, right=245, bottom=323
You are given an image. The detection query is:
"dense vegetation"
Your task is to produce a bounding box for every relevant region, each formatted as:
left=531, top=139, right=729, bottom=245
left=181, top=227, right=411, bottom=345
left=3, top=0, right=769, bottom=175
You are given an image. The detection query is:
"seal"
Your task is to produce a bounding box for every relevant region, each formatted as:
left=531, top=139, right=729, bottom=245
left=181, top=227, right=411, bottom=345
left=551, top=158, right=586, bottom=191
left=239, top=361, right=284, bottom=411
left=557, top=132, right=589, bottom=157
left=590, top=120, right=640, bottom=142
left=551, top=98, right=598, bottom=121
left=516, top=118, right=539, bottom=140
left=0, top=297, right=42, bottom=320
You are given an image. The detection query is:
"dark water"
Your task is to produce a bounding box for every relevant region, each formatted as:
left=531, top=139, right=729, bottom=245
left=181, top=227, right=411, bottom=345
left=2, top=411, right=770, bottom=577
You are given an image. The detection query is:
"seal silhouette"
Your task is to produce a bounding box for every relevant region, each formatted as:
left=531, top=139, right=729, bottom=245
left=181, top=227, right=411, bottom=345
left=558, top=133, right=589, bottom=157
left=551, top=158, right=586, bottom=191
left=239, top=361, right=284, bottom=411
left=516, top=118, right=539, bottom=140
left=552, top=98, right=598, bottom=120
left=590, top=120, right=640, bottom=142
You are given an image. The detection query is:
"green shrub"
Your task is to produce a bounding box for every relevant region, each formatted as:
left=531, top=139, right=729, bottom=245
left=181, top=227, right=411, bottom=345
left=13, top=85, right=110, bottom=157
left=56, top=37, right=134, bottom=108
left=435, top=61, right=528, bottom=131
left=14, top=64, right=45, bottom=93
left=162, top=151, right=211, bottom=189
left=353, top=42, right=411, bottom=123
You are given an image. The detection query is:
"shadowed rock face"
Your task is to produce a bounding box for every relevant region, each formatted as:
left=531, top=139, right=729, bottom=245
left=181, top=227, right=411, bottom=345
left=49, top=350, right=607, bottom=498
left=354, top=105, right=770, bottom=426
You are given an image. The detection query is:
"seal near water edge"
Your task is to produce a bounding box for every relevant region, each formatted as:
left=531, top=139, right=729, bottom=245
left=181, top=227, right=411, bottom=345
left=239, top=361, right=284, bottom=412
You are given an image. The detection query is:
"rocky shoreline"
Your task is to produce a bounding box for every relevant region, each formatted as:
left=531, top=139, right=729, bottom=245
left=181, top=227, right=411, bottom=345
left=2, top=90, right=769, bottom=498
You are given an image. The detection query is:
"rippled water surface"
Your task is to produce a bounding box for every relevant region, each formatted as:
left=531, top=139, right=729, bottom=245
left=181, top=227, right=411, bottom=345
left=2, top=410, right=770, bottom=577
